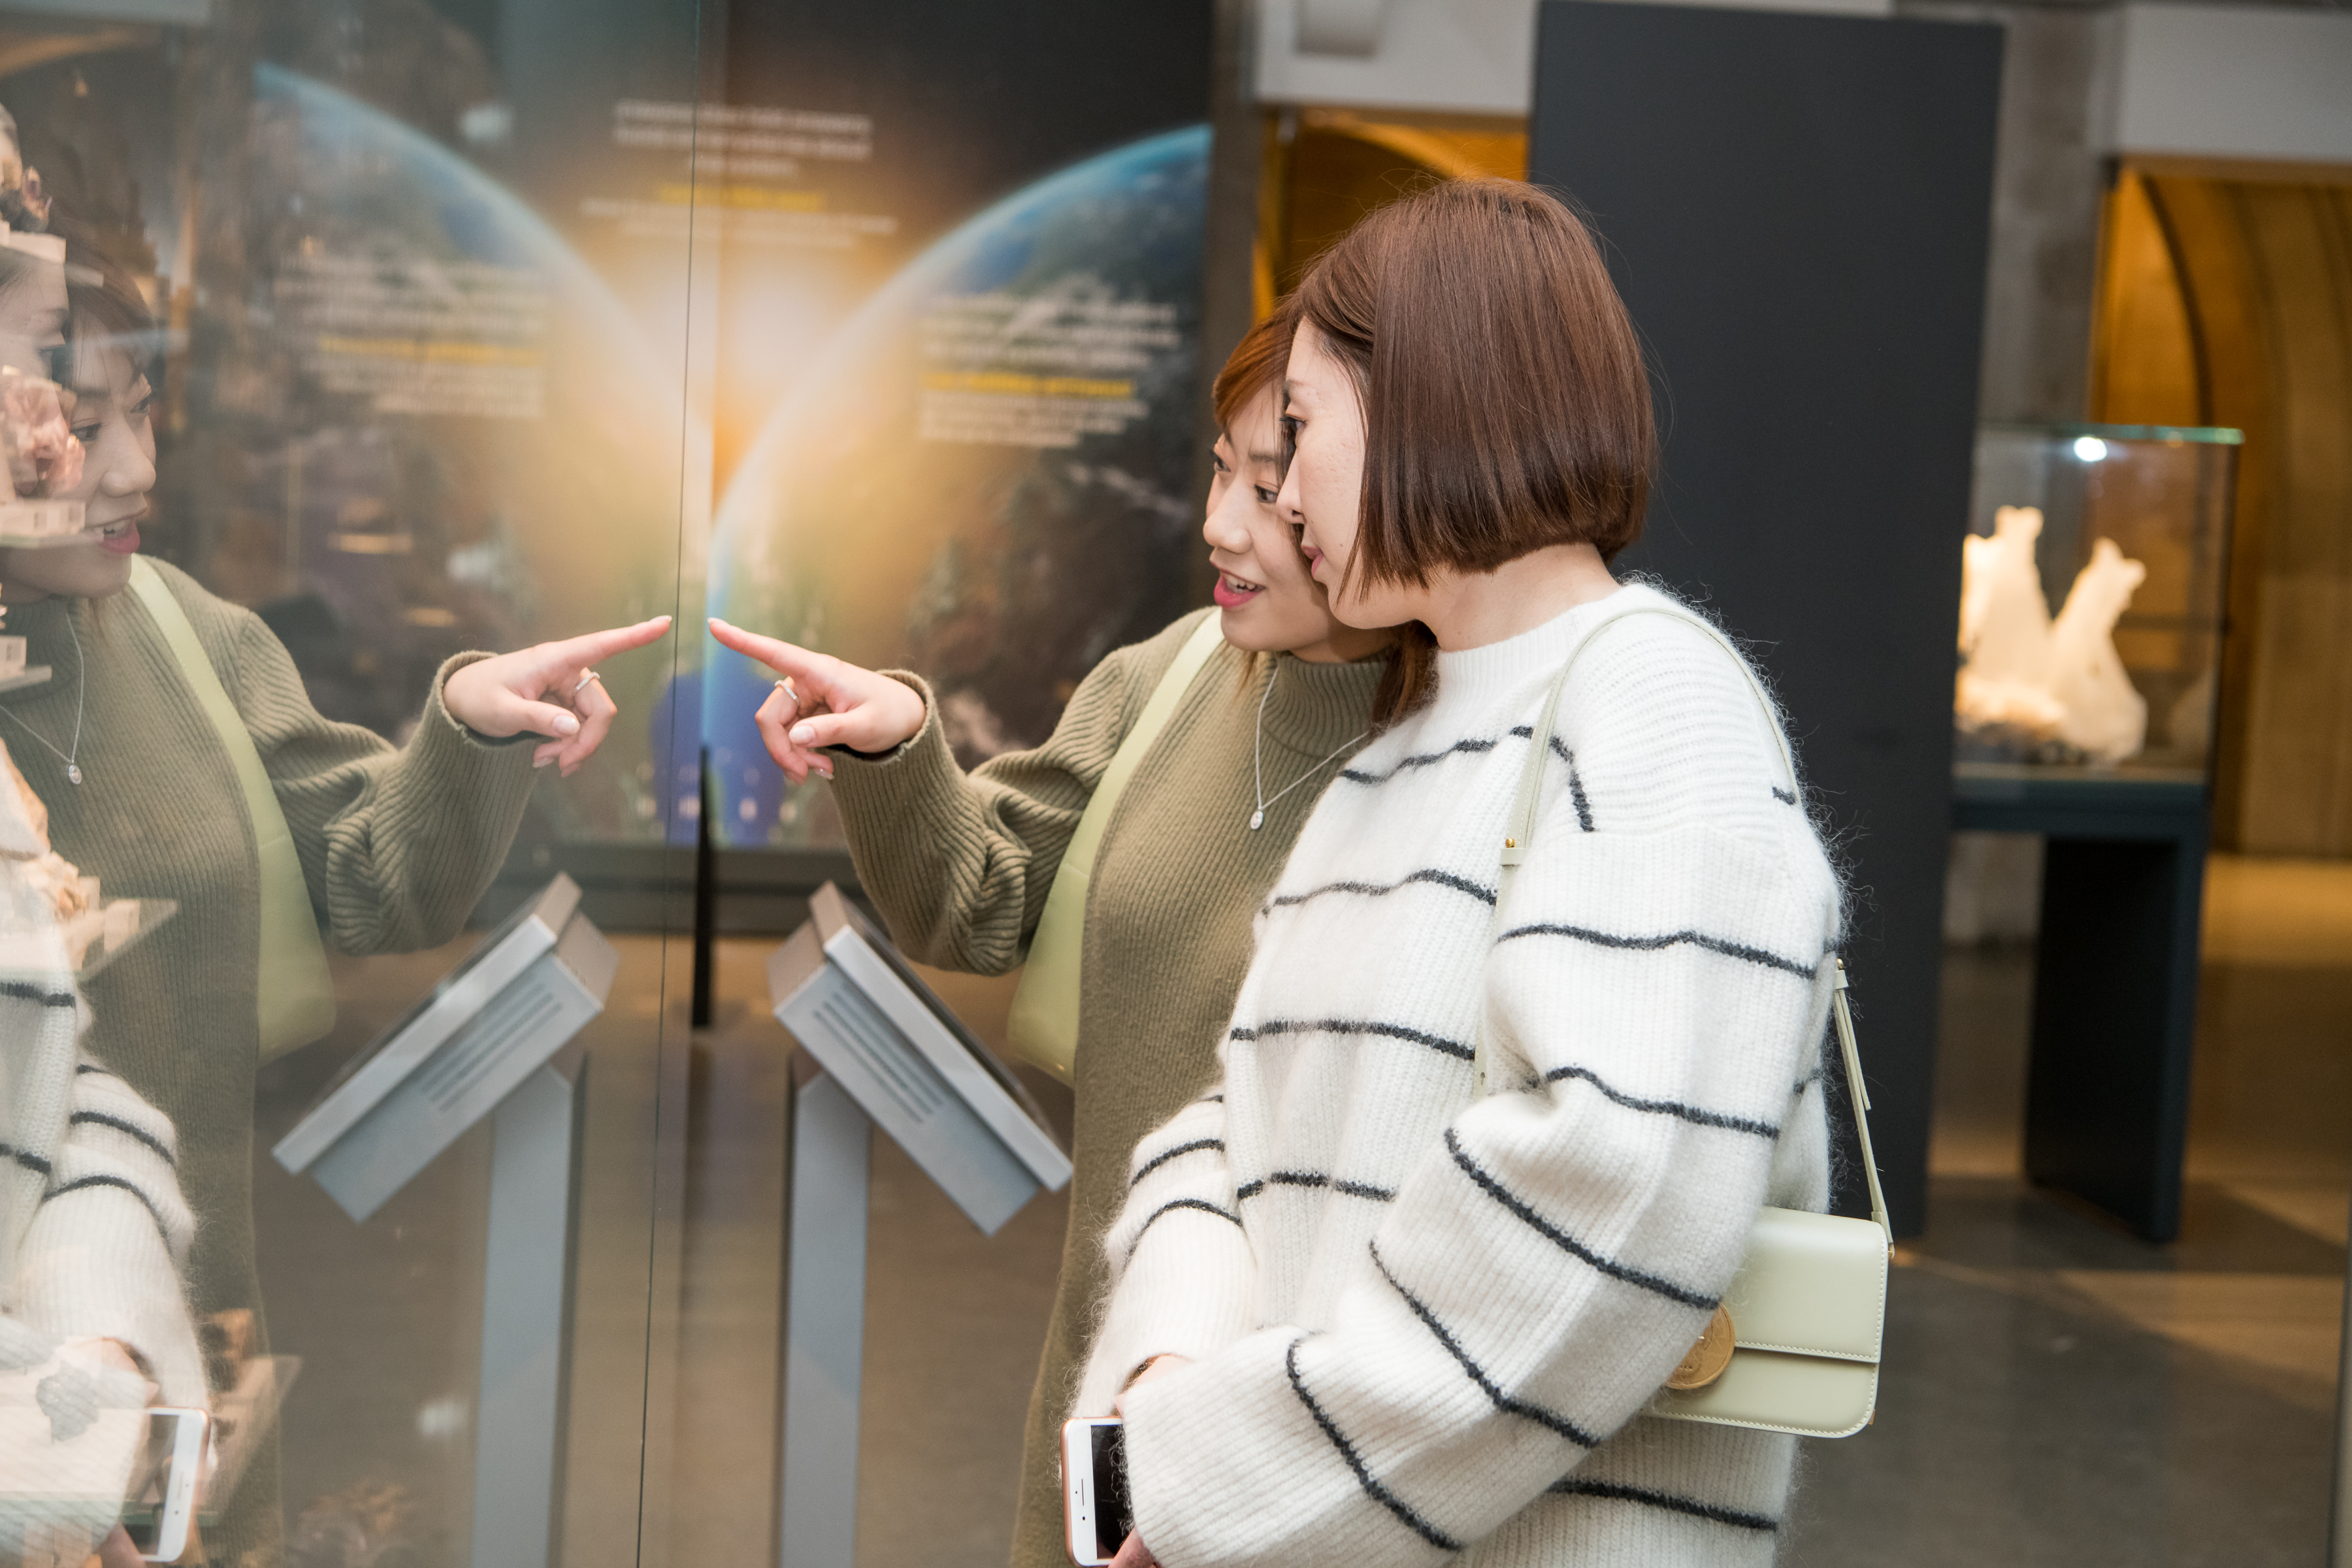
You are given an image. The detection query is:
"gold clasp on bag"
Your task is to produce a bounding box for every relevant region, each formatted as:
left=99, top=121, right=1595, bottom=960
left=1665, top=1305, right=1737, bottom=1390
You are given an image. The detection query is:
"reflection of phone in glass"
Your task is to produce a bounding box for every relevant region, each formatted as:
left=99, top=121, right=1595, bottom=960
left=1060, top=1416, right=1132, bottom=1567
left=120, top=1407, right=208, bottom=1563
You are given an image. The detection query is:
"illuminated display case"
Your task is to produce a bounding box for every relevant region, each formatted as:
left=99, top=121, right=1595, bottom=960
left=1957, top=422, right=2238, bottom=778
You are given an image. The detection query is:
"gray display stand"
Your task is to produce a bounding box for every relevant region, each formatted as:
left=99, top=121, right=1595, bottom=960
left=768, top=884, right=1071, bottom=1568
left=274, top=875, right=615, bottom=1568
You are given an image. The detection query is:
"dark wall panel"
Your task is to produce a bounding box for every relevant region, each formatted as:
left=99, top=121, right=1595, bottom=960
left=1529, top=2, right=2002, bottom=1233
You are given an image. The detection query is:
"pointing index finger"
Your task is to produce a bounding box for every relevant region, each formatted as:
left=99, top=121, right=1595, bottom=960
left=546, top=615, right=673, bottom=670
left=708, top=617, right=825, bottom=681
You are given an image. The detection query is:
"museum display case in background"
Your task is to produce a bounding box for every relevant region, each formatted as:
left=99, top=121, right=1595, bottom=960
left=1958, top=421, right=2239, bottom=779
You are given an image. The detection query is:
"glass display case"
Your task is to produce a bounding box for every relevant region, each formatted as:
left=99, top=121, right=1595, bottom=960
left=1957, top=421, right=2238, bottom=778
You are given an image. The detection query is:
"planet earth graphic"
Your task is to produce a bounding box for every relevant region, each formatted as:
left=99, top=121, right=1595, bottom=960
left=214, top=65, right=697, bottom=843
left=697, top=125, right=1212, bottom=849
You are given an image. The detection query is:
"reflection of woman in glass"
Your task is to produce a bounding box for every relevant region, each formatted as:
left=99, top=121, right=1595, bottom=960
left=710, top=301, right=1397, bottom=1568
left=0, top=242, right=667, bottom=1562
left=1, top=738, right=203, bottom=1568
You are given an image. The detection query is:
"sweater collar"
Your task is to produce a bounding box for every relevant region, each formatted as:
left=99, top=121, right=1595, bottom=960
left=1253, top=649, right=1382, bottom=759
left=1428, top=582, right=1652, bottom=712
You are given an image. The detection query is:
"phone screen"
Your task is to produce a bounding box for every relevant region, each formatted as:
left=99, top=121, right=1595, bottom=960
left=1090, top=1422, right=1132, bottom=1560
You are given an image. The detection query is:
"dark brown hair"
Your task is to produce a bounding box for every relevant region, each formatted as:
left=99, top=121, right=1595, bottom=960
left=1294, top=178, right=1656, bottom=721
left=1213, top=293, right=1296, bottom=431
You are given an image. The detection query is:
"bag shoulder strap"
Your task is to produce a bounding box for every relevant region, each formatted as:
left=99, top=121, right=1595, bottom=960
left=1004, top=612, right=1226, bottom=1081
left=127, top=557, right=336, bottom=1060
left=1478, top=596, right=1890, bottom=1241
left=1062, top=611, right=1228, bottom=889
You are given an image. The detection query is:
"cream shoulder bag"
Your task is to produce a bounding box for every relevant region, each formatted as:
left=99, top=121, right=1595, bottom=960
left=1482, top=602, right=1891, bottom=1440
left=129, top=557, right=337, bottom=1060
left=1004, top=613, right=1226, bottom=1084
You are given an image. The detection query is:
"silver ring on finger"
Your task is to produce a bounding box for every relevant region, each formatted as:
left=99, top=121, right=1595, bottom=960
left=774, top=678, right=800, bottom=713
left=573, top=669, right=603, bottom=696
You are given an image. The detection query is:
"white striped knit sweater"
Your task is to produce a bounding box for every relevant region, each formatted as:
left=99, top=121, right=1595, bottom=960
left=1, top=759, right=204, bottom=1413
left=1079, top=584, right=1844, bottom=1568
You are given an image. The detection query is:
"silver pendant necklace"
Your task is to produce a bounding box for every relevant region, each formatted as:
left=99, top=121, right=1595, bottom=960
left=1250, top=659, right=1364, bottom=831
left=0, top=604, right=87, bottom=784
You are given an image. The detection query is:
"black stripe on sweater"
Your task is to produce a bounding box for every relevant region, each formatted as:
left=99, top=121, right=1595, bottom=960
left=69, top=1111, right=178, bottom=1168
left=1541, top=1064, right=1778, bottom=1139
left=1122, top=1198, right=1243, bottom=1262
left=1772, top=787, right=1798, bottom=806
left=1129, top=1138, right=1222, bottom=1188
left=0, top=1143, right=52, bottom=1178
left=43, top=1173, right=171, bottom=1245
left=1285, top=1339, right=1462, bottom=1552
left=1231, top=1019, right=1475, bottom=1062
left=1444, top=1130, right=1716, bottom=1309
left=1547, top=1476, right=1779, bottom=1533
left=1369, top=1243, right=1600, bottom=1448
left=1268, top=868, right=1496, bottom=913
left=1497, top=922, right=1816, bottom=979
left=1339, top=737, right=1498, bottom=785
left=1236, top=1171, right=1397, bottom=1203
left=1, top=981, right=76, bottom=1009
left=74, top=1063, right=110, bottom=1077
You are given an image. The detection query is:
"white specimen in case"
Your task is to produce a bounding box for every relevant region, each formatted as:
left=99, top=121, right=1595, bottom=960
left=1956, top=506, right=2149, bottom=764
left=2046, top=539, right=2148, bottom=763
left=1956, top=506, right=2066, bottom=738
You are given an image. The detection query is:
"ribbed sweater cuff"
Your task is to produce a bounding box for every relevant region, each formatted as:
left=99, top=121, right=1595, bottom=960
left=828, top=672, right=968, bottom=853
left=14, top=1218, right=207, bottom=1409
left=1120, top=1329, right=1324, bottom=1568
left=1073, top=1213, right=1256, bottom=1420
left=429, top=651, right=546, bottom=757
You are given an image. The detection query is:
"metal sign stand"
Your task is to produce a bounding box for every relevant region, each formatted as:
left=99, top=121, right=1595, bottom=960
left=474, top=1053, right=588, bottom=1568
left=777, top=1073, right=871, bottom=1568
left=769, top=885, right=1071, bottom=1568
left=274, top=877, right=615, bottom=1568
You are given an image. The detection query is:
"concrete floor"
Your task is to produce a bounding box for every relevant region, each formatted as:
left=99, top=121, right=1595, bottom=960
left=240, top=852, right=2352, bottom=1567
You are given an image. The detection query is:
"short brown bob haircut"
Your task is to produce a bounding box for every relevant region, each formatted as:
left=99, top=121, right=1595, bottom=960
left=1293, top=178, right=1656, bottom=591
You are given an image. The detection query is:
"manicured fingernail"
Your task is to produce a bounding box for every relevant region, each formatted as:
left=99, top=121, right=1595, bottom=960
left=555, top=714, right=580, bottom=736
left=534, top=755, right=553, bottom=768
left=791, top=723, right=815, bottom=745
left=814, top=764, right=833, bottom=781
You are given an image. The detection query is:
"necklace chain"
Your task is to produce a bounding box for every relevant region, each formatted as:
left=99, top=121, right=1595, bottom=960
left=0, top=606, right=86, bottom=784
left=1250, top=659, right=1364, bottom=831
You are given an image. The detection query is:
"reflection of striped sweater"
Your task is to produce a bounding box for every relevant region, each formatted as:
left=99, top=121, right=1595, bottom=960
left=1081, top=585, right=1843, bottom=1568
left=1, top=822, right=203, bottom=1409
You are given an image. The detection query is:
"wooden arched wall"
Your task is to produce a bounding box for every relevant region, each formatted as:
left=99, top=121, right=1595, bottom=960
left=2094, top=166, right=2352, bottom=855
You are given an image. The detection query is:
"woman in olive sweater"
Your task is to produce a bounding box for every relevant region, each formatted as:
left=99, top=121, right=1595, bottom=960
left=708, top=304, right=1395, bottom=1568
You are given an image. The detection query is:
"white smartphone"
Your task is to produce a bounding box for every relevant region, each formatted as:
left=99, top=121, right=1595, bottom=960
left=1060, top=1416, right=1132, bottom=1567
left=120, top=1407, right=209, bottom=1563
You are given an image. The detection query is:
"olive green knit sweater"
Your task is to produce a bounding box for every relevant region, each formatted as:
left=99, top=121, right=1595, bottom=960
left=2, top=559, right=538, bottom=1562
left=830, top=608, right=1382, bottom=1568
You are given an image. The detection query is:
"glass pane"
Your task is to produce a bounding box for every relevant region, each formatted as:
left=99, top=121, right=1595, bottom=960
left=0, top=5, right=700, bottom=1565
left=1960, top=422, right=2240, bottom=777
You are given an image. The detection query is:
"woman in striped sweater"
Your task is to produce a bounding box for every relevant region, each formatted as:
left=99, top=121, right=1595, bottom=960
left=1081, top=181, right=1844, bottom=1567
left=2, top=741, right=202, bottom=1565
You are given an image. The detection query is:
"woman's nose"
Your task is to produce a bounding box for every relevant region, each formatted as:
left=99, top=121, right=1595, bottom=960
left=100, top=446, right=155, bottom=498
left=1201, top=498, right=1250, bottom=554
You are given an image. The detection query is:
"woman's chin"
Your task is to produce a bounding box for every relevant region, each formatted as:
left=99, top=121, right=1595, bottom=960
left=3, top=542, right=137, bottom=600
